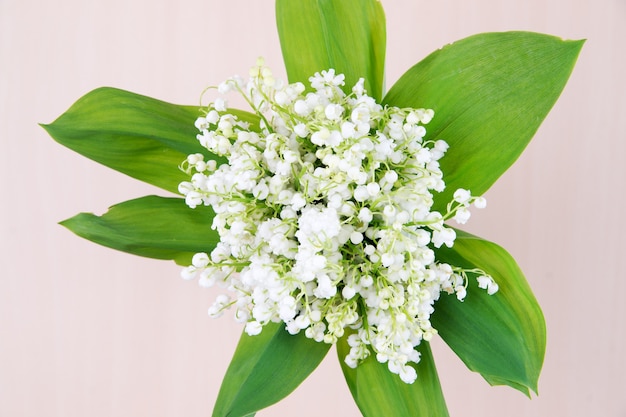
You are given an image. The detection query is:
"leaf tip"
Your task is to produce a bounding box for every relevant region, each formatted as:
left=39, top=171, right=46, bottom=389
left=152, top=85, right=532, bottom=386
left=39, top=121, right=54, bottom=135
left=58, top=213, right=84, bottom=231
left=564, top=37, right=586, bottom=53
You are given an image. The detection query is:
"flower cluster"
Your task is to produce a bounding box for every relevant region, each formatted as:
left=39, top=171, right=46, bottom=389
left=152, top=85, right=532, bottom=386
left=178, top=58, right=497, bottom=384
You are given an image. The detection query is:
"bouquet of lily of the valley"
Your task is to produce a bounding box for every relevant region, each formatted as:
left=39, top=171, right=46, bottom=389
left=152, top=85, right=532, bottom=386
left=43, top=1, right=582, bottom=416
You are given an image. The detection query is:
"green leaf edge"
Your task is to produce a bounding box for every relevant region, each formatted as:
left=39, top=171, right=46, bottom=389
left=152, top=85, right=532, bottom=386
left=337, top=335, right=449, bottom=417
left=60, top=195, right=218, bottom=265
left=213, top=323, right=331, bottom=417
left=383, top=32, right=584, bottom=211
left=42, top=87, right=261, bottom=194
left=433, top=229, right=546, bottom=396
left=276, top=0, right=386, bottom=100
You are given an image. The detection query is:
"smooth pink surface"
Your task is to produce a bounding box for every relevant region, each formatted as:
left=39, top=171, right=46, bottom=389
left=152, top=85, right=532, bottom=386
left=2, top=0, right=625, bottom=416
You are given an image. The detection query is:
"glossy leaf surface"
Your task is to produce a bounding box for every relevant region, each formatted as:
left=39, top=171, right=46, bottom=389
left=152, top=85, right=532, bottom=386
left=276, top=0, right=386, bottom=100
left=432, top=230, right=546, bottom=395
left=213, top=323, right=331, bottom=417
left=383, top=32, right=584, bottom=211
left=338, top=337, right=449, bottom=417
left=43, top=87, right=260, bottom=193
left=61, top=195, right=217, bottom=265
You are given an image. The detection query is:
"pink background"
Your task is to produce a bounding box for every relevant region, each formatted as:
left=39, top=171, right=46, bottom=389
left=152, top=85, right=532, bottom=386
left=2, top=0, right=625, bottom=416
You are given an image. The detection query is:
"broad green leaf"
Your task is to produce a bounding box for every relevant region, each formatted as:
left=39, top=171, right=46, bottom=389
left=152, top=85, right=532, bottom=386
left=383, top=32, right=583, bottom=211
left=42, top=87, right=260, bottom=193
left=431, top=230, right=546, bottom=396
left=60, top=195, right=217, bottom=265
left=338, top=337, right=448, bottom=417
left=213, top=323, right=330, bottom=417
left=276, top=0, right=386, bottom=100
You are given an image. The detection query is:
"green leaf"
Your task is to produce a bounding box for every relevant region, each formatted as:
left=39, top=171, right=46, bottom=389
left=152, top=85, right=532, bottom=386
left=60, top=195, right=217, bottom=265
left=383, top=32, right=584, bottom=211
left=338, top=337, right=449, bottom=417
left=42, top=87, right=260, bottom=193
left=276, top=0, right=386, bottom=100
left=213, top=323, right=330, bottom=417
left=431, top=230, right=546, bottom=396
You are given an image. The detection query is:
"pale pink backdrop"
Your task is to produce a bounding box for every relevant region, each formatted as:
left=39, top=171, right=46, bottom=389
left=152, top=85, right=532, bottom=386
left=2, top=0, right=625, bottom=416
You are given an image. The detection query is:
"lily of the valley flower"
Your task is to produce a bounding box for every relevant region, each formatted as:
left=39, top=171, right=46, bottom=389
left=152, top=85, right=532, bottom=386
left=178, top=59, right=493, bottom=384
